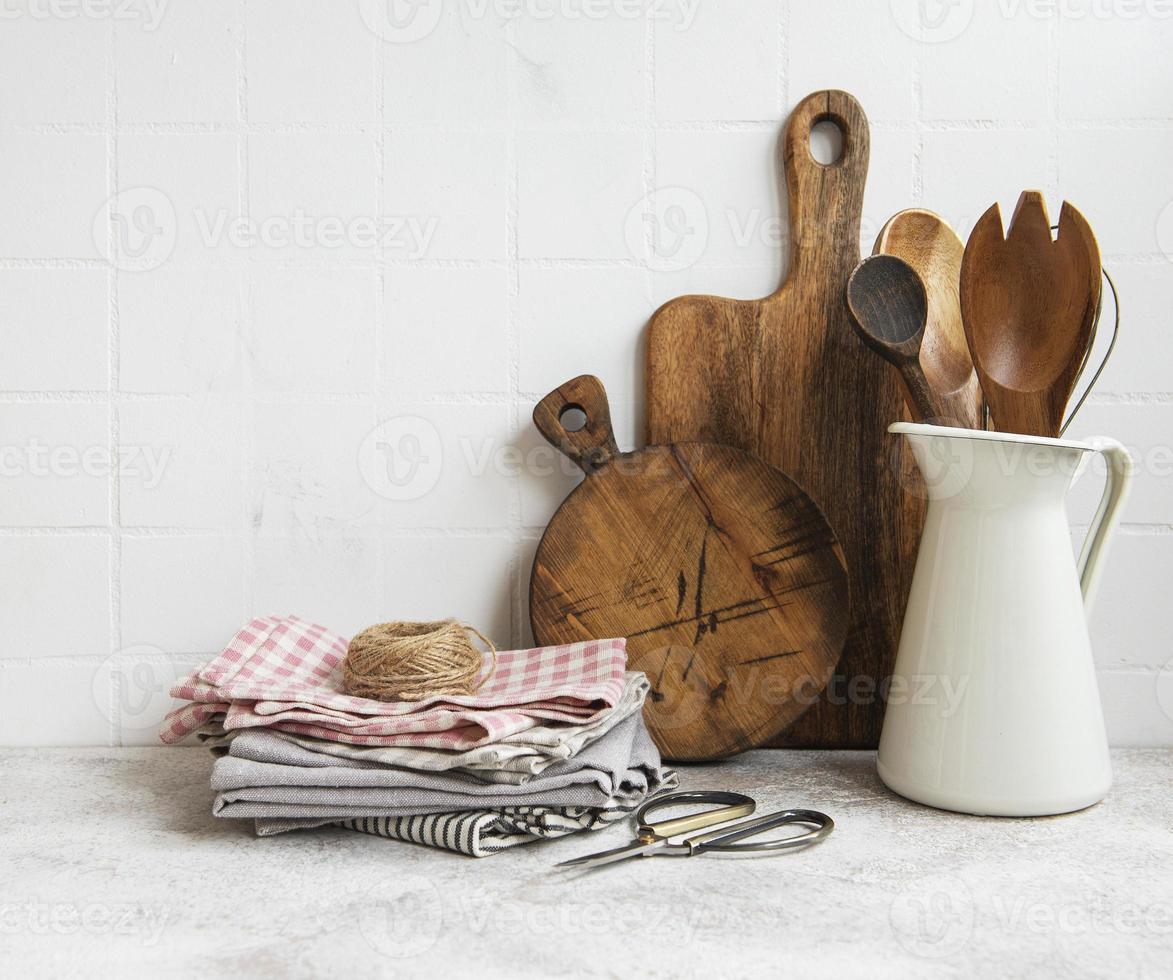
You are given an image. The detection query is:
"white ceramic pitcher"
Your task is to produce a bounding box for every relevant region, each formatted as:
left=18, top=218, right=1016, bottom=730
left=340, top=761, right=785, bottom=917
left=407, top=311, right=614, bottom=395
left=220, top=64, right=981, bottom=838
left=877, top=422, right=1133, bottom=817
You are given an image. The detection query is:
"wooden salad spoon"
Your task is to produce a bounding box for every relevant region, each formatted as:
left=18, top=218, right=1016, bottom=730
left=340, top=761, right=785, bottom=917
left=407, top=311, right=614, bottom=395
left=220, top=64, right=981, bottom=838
left=960, top=191, right=1101, bottom=437
left=875, top=209, right=984, bottom=429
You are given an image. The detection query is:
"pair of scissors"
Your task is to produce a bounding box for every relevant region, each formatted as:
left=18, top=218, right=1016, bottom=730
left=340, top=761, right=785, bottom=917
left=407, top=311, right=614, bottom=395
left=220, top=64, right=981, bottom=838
left=554, top=790, right=833, bottom=870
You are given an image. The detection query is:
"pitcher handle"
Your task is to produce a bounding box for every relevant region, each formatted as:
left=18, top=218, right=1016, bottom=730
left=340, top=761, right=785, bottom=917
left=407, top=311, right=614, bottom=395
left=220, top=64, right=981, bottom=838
left=1076, top=437, right=1134, bottom=614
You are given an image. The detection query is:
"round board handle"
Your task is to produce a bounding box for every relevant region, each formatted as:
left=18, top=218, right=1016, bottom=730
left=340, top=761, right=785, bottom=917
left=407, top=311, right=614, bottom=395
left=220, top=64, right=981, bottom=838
left=779, top=89, right=870, bottom=283
left=533, top=374, right=620, bottom=474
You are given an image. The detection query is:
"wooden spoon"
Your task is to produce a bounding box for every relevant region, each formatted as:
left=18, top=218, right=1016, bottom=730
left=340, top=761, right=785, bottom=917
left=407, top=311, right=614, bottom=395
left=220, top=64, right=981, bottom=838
left=960, top=191, right=1101, bottom=437
left=875, top=209, right=984, bottom=429
left=846, top=254, right=936, bottom=422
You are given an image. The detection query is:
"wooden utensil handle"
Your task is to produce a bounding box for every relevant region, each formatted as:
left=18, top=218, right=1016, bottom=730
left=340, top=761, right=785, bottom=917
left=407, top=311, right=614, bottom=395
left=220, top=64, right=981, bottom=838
left=780, top=89, right=870, bottom=282
left=898, top=364, right=939, bottom=423
left=532, top=374, right=620, bottom=474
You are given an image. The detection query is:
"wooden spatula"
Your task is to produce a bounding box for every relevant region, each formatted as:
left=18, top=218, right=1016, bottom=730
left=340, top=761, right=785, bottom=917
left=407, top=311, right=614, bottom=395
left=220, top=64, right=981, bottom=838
left=875, top=209, right=983, bottom=429
left=960, top=191, right=1101, bottom=437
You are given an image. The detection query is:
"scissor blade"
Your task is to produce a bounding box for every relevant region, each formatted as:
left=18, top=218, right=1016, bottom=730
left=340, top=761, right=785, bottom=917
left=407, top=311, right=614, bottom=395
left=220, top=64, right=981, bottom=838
left=555, top=838, right=661, bottom=870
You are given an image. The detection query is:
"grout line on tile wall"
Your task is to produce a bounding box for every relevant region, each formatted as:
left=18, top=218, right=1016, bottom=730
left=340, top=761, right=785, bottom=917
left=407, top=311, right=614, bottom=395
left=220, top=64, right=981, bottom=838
left=1045, top=4, right=1060, bottom=202
left=16, top=252, right=1169, bottom=274
left=373, top=19, right=388, bottom=620
left=1, top=521, right=1170, bottom=539
left=237, top=0, right=256, bottom=625
left=640, top=0, right=657, bottom=415
left=105, top=17, right=122, bottom=746
left=0, top=258, right=113, bottom=270
left=505, top=9, right=524, bottom=650
left=778, top=0, right=789, bottom=114
left=6, top=118, right=1173, bottom=137
left=3, top=387, right=1173, bottom=409
left=0, top=525, right=524, bottom=538
left=910, top=19, right=924, bottom=204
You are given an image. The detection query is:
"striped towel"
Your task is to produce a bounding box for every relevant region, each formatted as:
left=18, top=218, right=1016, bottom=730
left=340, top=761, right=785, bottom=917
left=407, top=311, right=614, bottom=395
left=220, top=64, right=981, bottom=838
left=255, top=776, right=679, bottom=858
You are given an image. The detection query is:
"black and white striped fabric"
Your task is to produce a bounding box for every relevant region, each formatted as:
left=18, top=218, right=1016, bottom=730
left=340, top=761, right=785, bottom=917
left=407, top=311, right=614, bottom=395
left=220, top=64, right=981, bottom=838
left=331, top=777, right=677, bottom=858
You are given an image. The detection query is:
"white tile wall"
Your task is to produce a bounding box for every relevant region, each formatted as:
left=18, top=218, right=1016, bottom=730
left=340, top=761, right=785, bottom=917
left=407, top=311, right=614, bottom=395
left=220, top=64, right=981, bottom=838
left=0, top=134, right=107, bottom=257
left=245, top=0, right=375, bottom=124
left=119, top=398, right=243, bottom=529
left=0, top=17, right=108, bottom=125
left=250, top=267, right=377, bottom=392
left=0, top=270, right=109, bottom=390
left=0, top=0, right=1170, bottom=746
left=385, top=267, right=510, bottom=395
left=384, top=131, right=509, bottom=260
left=515, top=10, right=645, bottom=124
left=116, top=0, right=240, bottom=124
left=119, top=267, right=245, bottom=394
left=654, top=0, right=778, bottom=122
left=517, top=132, right=644, bottom=259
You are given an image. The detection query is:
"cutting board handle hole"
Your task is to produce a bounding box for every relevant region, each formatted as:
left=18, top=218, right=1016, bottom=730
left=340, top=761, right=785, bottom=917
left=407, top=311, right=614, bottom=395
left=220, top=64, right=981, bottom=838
left=809, top=118, right=844, bottom=166
left=559, top=405, right=588, bottom=432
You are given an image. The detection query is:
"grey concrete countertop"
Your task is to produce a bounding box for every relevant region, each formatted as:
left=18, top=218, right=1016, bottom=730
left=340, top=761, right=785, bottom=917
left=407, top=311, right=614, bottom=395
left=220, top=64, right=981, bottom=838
left=0, top=748, right=1169, bottom=979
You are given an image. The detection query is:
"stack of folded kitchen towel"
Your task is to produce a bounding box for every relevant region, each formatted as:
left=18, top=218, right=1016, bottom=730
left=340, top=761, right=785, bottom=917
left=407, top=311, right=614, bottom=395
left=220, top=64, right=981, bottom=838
left=160, top=616, right=674, bottom=857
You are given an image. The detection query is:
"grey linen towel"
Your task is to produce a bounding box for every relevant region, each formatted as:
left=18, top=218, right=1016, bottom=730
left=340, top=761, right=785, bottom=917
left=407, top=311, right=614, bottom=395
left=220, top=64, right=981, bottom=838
left=211, top=711, right=660, bottom=820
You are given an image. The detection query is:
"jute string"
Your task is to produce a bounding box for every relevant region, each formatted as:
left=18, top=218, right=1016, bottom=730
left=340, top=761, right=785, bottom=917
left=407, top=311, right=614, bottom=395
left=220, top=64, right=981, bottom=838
left=342, top=619, right=497, bottom=701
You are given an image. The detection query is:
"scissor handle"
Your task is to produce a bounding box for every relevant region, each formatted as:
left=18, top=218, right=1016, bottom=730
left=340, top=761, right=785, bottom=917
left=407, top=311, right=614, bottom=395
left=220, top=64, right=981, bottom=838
left=635, top=791, right=756, bottom=841
left=687, top=808, right=834, bottom=855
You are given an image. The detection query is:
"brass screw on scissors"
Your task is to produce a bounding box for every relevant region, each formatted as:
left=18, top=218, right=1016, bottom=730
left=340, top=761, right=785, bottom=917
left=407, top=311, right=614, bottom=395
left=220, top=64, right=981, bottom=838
left=554, top=790, right=834, bottom=871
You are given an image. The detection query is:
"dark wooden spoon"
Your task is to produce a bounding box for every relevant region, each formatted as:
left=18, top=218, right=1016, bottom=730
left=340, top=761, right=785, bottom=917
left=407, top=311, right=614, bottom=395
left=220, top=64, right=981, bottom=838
left=846, top=254, right=936, bottom=422
left=959, top=191, right=1101, bottom=437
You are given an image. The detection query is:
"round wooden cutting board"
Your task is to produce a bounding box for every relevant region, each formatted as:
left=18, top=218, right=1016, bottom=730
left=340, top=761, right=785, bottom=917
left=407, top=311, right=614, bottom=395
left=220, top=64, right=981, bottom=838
left=529, top=375, right=850, bottom=762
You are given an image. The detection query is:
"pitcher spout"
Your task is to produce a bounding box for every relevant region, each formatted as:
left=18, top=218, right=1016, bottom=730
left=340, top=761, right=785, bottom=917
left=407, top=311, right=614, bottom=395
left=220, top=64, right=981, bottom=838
left=891, top=421, right=1091, bottom=508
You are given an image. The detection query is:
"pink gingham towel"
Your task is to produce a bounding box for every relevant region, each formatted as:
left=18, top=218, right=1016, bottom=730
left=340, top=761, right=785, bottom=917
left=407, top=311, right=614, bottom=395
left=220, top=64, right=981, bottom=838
left=160, top=616, right=628, bottom=749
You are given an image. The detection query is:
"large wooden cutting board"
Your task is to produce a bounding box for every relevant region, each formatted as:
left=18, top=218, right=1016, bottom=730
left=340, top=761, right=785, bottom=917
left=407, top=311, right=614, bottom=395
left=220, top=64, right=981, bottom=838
left=645, top=90, right=925, bottom=748
left=529, top=375, right=849, bottom=762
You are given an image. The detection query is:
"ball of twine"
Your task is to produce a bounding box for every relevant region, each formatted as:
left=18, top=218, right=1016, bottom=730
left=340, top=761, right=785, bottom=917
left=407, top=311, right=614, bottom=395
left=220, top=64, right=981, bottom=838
left=343, top=619, right=497, bottom=702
